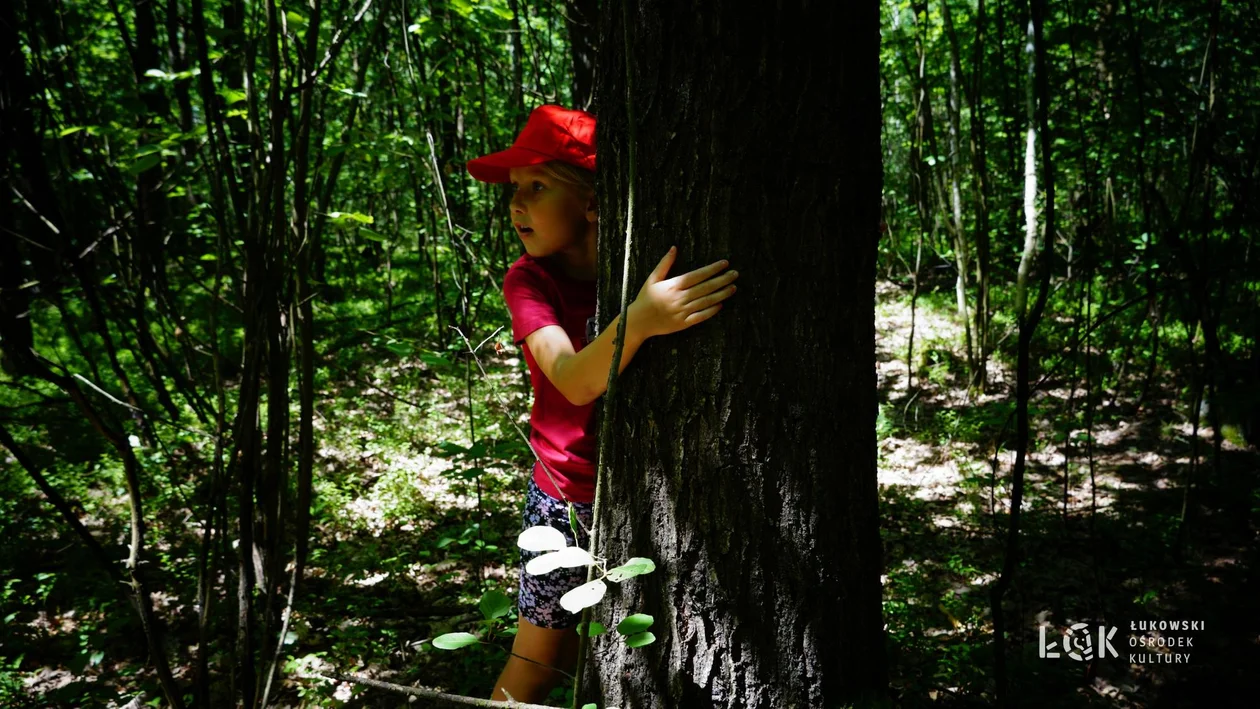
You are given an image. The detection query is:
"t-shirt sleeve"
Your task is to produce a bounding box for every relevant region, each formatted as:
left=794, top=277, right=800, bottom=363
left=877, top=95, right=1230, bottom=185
left=503, top=265, right=561, bottom=346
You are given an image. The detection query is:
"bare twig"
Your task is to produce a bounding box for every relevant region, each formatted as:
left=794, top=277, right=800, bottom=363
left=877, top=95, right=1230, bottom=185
left=449, top=325, right=589, bottom=536
left=73, top=372, right=142, bottom=411
left=285, top=0, right=375, bottom=97
left=315, top=672, right=556, bottom=708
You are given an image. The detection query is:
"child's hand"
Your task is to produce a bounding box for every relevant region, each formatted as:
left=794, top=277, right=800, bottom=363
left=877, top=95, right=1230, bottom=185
left=630, top=246, right=739, bottom=339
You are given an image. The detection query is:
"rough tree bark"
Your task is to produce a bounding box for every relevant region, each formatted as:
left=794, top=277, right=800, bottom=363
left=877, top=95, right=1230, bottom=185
left=581, top=1, right=887, bottom=706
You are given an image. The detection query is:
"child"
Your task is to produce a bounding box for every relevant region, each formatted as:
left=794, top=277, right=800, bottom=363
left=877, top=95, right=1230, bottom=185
left=466, top=104, right=739, bottom=703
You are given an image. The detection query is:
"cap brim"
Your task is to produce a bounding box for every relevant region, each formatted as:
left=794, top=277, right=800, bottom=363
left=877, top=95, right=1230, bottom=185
left=466, top=146, right=553, bottom=183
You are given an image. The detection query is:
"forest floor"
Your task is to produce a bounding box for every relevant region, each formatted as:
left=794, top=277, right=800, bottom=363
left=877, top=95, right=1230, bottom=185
left=4, top=281, right=1258, bottom=708
left=871, top=282, right=1260, bottom=708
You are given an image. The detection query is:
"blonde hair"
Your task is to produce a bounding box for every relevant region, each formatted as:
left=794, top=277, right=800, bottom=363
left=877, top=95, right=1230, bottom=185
left=536, top=160, right=596, bottom=201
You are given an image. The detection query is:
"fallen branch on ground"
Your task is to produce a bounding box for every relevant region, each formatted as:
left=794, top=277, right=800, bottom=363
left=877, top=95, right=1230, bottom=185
left=315, top=672, right=559, bottom=708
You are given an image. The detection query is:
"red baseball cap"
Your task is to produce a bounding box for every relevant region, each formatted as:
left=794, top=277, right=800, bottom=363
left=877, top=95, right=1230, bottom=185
left=466, top=104, right=596, bottom=183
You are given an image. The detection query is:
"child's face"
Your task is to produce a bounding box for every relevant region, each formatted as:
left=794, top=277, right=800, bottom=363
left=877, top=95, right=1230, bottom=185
left=508, top=165, right=595, bottom=259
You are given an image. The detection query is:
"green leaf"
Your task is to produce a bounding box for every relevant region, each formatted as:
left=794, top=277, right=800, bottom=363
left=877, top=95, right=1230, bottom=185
left=337, top=87, right=369, bottom=98
left=576, top=620, right=605, bottom=637
left=436, top=441, right=468, bottom=456
left=385, top=341, right=412, bottom=356
left=199, top=253, right=217, bottom=261
left=325, top=143, right=352, bottom=159
left=605, top=557, right=655, bottom=582
left=285, top=10, right=307, bottom=26
left=327, top=211, right=374, bottom=224
left=432, top=632, right=479, bottom=650
left=581, top=704, right=598, bottom=709
left=625, top=631, right=656, bottom=648
left=218, top=87, right=247, bottom=105
left=58, top=126, right=91, bottom=137
left=359, top=227, right=388, bottom=242
left=478, top=589, right=512, bottom=620
left=451, top=466, right=486, bottom=481
left=125, top=153, right=162, bottom=174
left=419, top=351, right=451, bottom=368
left=89, top=650, right=105, bottom=666
left=616, top=613, right=654, bottom=636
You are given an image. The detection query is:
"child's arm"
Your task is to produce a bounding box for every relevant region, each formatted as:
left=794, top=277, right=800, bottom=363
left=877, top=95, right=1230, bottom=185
left=526, top=246, right=738, bottom=407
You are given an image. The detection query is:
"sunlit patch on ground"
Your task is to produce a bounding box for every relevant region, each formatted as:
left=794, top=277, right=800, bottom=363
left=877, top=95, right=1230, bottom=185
left=874, top=282, right=1260, bottom=707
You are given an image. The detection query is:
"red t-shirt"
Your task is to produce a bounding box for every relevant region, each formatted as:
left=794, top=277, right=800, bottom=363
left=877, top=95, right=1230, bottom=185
left=502, top=254, right=598, bottom=503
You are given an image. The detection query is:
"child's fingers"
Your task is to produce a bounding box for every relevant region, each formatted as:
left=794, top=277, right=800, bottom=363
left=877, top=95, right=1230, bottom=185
left=680, top=269, right=739, bottom=307
left=647, top=246, right=677, bottom=284
left=684, top=302, right=724, bottom=326
left=673, top=258, right=732, bottom=290
left=684, top=282, right=737, bottom=314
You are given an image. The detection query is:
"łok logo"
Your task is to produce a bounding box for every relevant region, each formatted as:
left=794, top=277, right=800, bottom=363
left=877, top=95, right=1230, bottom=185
left=1039, top=622, right=1118, bottom=661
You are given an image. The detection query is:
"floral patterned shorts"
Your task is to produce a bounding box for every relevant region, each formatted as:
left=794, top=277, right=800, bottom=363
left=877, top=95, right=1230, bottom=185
left=518, top=476, right=594, bottom=629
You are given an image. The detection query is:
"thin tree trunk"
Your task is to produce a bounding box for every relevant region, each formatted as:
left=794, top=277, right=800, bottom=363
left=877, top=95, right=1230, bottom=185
left=967, top=0, right=993, bottom=388
left=992, top=0, right=1055, bottom=703
left=256, top=0, right=291, bottom=666
left=908, top=223, right=925, bottom=392
left=563, top=0, right=598, bottom=110
left=939, top=0, right=974, bottom=376
left=906, top=0, right=934, bottom=391
left=1122, top=0, right=1162, bottom=414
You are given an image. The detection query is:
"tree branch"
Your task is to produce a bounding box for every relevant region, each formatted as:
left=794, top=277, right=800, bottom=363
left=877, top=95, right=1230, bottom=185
left=317, top=672, right=557, bottom=709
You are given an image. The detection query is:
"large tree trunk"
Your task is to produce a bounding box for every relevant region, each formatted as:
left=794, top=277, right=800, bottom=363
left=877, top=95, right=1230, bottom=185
left=582, top=1, right=886, bottom=706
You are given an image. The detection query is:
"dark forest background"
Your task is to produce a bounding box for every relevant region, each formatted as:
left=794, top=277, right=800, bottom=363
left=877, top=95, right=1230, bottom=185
left=1, top=0, right=1257, bottom=706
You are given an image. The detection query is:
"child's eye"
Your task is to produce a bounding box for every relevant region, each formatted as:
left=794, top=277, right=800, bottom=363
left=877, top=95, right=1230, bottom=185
left=532, top=181, right=544, bottom=192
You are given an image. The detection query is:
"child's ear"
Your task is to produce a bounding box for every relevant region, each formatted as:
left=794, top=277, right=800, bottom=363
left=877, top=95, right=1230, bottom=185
left=585, top=196, right=598, bottom=223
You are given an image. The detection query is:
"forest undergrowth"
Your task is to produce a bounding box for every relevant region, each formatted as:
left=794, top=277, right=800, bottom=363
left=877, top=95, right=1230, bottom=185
left=3, top=280, right=1257, bottom=708
left=875, top=280, right=1259, bottom=708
